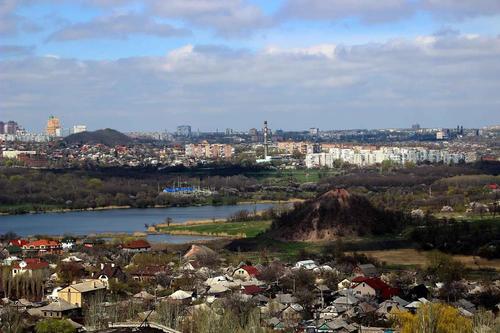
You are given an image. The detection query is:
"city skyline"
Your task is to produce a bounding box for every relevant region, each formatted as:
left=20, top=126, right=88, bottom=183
left=1, top=0, right=500, bottom=131
left=3, top=116, right=498, bottom=135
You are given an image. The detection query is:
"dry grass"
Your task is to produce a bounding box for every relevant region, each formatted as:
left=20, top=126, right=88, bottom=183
left=357, top=249, right=500, bottom=271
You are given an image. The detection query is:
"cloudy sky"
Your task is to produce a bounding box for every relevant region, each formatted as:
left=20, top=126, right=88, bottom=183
left=1, top=0, right=499, bottom=132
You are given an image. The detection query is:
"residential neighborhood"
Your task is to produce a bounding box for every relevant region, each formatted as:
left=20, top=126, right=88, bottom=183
left=0, top=236, right=498, bottom=332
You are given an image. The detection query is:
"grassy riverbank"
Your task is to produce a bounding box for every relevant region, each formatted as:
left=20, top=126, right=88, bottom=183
left=159, top=220, right=272, bottom=238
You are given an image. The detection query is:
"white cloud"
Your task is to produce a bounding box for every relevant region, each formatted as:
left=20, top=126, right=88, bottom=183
left=1, top=34, right=499, bottom=130
left=278, top=0, right=415, bottom=23
left=422, top=0, right=500, bottom=19
left=47, top=13, right=191, bottom=41
left=148, top=0, right=272, bottom=37
left=278, top=0, right=500, bottom=24
left=0, top=44, right=34, bottom=57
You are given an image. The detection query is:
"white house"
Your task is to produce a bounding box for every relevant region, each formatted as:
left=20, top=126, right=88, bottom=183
left=353, top=282, right=377, bottom=297
left=61, top=238, right=76, bottom=250
left=294, top=260, right=318, bottom=270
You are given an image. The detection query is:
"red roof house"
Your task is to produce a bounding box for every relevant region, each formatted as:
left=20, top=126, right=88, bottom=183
left=121, top=239, right=151, bottom=252
left=352, top=277, right=399, bottom=300
left=22, top=239, right=62, bottom=255
left=242, top=285, right=264, bottom=295
left=12, top=258, right=49, bottom=277
left=233, top=265, right=261, bottom=281
left=9, top=239, right=28, bottom=247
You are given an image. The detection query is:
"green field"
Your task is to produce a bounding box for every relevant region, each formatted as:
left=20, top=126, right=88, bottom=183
left=160, top=220, right=272, bottom=238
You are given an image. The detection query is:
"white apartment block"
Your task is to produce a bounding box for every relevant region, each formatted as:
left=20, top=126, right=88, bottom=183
left=305, top=146, right=477, bottom=168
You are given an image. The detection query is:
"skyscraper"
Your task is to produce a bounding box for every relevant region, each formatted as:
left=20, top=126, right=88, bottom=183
left=46, top=116, right=62, bottom=137
left=5, top=121, right=18, bottom=134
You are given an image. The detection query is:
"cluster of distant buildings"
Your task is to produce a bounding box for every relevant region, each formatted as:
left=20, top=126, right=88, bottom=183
left=185, top=141, right=234, bottom=160
left=0, top=116, right=87, bottom=142
left=305, top=146, right=478, bottom=168
left=0, top=118, right=498, bottom=168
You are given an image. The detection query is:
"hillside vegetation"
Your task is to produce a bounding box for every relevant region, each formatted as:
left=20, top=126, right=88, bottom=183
left=64, top=128, right=132, bottom=146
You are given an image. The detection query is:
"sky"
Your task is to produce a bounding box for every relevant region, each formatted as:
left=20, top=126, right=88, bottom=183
left=1, top=0, right=499, bottom=132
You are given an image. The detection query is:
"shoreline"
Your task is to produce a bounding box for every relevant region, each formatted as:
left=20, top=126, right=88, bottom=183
left=0, top=199, right=299, bottom=217
left=162, top=230, right=242, bottom=238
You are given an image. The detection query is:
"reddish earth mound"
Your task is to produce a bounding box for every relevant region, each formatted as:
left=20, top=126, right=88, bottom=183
left=268, top=189, right=405, bottom=241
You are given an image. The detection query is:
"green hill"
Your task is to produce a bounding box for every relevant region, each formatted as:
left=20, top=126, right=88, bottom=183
left=64, top=128, right=132, bottom=146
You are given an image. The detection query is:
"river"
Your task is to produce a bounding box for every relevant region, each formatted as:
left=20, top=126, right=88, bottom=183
left=0, top=203, right=275, bottom=239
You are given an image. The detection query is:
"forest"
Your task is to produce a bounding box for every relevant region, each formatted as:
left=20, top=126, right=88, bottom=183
left=0, top=161, right=498, bottom=215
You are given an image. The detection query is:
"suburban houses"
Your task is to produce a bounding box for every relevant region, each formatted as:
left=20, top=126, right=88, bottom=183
left=0, top=236, right=498, bottom=332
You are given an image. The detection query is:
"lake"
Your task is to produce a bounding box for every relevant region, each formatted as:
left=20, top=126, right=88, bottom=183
left=0, top=203, right=275, bottom=238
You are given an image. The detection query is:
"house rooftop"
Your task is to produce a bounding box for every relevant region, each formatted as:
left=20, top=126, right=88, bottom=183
left=39, top=299, right=78, bottom=312
left=122, top=239, right=151, bottom=249
left=65, top=280, right=106, bottom=293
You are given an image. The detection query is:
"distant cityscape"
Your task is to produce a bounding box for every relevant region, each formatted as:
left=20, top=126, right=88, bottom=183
left=0, top=116, right=498, bottom=169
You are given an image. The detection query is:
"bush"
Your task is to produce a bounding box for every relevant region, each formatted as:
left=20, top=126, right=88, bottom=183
left=35, top=319, right=75, bottom=333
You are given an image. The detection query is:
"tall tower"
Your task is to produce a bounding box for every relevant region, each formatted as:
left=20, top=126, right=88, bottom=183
left=263, top=120, right=269, bottom=158
left=46, top=116, right=61, bottom=137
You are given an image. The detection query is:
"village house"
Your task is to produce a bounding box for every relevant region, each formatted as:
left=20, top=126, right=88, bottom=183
left=11, top=258, right=49, bottom=277
left=233, top=265, right=261, bottom=281
left=352, top=277, right=399, bottom=300
left=241, top=284, right=264, bottom=296
left=168, top=290, right=193, bottom=305
left=82, top=238, right=104, bottom=248
left=295, top=260, right=318, bottom=270
left=9, top=239, right=28, bottom=247
left=22, top=239, right=62, bottom=255
left=38, top=299, right=78, bottom=319
left=61, top=237, right=76, bottom=250
left=353, top=264, right=379, bottom=277
left=94, top=263, right=127, bottom=285
left=58, top=279, right=106, bottom=308
left=129, top=265, right=169, bottom=282
left=121, top=239, right=151, bottom=253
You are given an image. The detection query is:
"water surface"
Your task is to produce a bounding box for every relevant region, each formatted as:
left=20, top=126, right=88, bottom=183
left=0, top=203, right=274, bottom=237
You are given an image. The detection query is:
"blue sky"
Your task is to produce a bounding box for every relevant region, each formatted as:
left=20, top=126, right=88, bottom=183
left=1, top=0, right=500, bottom=132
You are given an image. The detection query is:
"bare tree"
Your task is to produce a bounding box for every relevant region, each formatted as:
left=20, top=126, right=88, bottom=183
left=0, top=305, right=25, bottom=333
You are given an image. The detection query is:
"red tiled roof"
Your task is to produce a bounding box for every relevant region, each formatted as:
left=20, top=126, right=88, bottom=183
left=122, top=239, right=151, bottom=249
left=242, top=285, right=263, bottom=295
left=23, top=239, right=61, bottom=248
left=9, top=239, right=28, bottom=247
left=240, top=265, right=260, bottom=276
left=352, top=277, right=399, bottom=299
left=12, top=258, right=49, bottom=270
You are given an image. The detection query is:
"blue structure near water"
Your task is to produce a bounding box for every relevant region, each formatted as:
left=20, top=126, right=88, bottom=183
left=163, top=187, right=195, bottom=193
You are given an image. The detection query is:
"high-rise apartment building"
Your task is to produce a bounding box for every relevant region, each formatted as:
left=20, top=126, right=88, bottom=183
left=176, top=125, right=192, bottom=137
left=46, top=116, right=62, bottom=137
left=185, top=142, right=234, bottom=160
left=73, top=125, right=87, bottom=134
left=0, top=121, right=4, bottom=134
left=5, top=121, right=18, bottom=134
left=309, top=127, right=319, bottom=136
